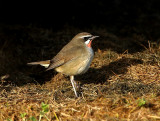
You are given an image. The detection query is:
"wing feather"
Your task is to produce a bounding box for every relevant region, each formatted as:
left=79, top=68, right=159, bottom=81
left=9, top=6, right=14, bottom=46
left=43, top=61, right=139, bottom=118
left=46, top=44, right=86, bottom=71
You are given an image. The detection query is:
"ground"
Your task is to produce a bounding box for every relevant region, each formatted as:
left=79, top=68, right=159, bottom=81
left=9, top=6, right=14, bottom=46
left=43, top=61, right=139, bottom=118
left=0, top=24, right=160, bottom=121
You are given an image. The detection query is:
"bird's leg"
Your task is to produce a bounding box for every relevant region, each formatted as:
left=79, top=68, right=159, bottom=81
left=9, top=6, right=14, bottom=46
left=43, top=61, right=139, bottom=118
left=70, top=76, right=78, bottom=97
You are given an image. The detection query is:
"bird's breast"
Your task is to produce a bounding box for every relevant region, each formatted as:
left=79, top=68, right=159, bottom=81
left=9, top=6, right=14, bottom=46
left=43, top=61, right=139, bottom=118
left=55, top=47, right=94, bottom=76
left=76, top=47, right=94, bottom=74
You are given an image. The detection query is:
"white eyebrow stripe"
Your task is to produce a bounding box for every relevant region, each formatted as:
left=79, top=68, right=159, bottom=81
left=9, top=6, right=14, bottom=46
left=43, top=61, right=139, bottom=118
left=79, top=35, right=92, bottom=38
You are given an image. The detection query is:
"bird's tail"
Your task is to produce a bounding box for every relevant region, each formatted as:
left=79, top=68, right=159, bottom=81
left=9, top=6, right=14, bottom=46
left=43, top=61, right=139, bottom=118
left=27, top=60, right=50, bottom=68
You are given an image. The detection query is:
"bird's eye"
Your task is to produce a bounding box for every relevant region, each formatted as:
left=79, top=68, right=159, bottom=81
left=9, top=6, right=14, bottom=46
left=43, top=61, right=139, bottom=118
left=84, top=36, right=92, bottom=41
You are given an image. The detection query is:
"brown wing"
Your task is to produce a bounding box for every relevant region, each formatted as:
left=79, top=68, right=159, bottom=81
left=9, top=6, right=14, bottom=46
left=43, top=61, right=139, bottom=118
left=46, top=44, right=86, bottom=71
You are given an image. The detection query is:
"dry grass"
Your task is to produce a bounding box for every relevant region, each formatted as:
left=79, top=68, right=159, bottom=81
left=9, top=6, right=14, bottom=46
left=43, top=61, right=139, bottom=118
left=0, top=24, right=160, bottom=121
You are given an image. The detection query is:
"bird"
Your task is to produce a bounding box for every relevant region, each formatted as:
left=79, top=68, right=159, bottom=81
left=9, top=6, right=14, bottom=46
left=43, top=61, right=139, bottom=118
left=28, top=32, right=99, bottom=97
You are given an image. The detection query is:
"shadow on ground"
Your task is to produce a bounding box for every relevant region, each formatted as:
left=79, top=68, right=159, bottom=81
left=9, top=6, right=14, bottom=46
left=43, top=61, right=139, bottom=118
left=78, top=57, right=143, bottom=84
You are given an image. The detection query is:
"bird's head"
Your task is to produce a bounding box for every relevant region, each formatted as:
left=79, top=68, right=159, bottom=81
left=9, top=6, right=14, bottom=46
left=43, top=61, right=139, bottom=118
left=72, top=32, right=99, bottom=48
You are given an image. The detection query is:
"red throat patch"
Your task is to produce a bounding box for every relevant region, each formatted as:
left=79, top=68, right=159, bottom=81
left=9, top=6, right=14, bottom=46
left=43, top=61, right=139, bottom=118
left=87, top=40, right=92, bottom=48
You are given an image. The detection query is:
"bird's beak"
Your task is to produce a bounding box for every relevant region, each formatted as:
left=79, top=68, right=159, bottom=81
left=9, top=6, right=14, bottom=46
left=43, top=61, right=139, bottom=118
left=91, top=36, right=99, bottom=40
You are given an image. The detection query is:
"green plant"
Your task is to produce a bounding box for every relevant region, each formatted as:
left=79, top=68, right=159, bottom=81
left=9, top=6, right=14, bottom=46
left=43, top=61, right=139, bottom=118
left=138, top=98, right=146, bottom=107
left=20, top=112, right=27, bottom=121
left=7, top=119, right=12, bottom=121
left=29, top=116, right=37, bottom=121
left=39, top=102, right=49, bottom=121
